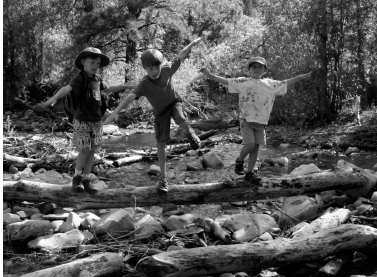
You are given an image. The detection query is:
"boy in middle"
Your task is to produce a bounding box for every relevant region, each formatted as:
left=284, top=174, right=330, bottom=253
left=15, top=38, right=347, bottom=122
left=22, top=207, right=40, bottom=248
left=104, top=38, right=202, bottom=192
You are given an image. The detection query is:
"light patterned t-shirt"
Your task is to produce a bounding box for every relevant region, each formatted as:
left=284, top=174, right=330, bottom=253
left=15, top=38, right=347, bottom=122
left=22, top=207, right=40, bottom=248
left=228, top=77, right=287, bottom=125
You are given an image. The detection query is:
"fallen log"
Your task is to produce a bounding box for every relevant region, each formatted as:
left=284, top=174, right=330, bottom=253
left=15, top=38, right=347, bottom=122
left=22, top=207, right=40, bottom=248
left=190, top=119, right=237, bottom=131
left=135, top=224, right=377, bottom=277
left=19, top=252, right=123, bottom=277
left=3, top=168, right=368, bottom=210
left=3, top=153, right=40, bottom=167
left=113, top=154, right=143, bottom=167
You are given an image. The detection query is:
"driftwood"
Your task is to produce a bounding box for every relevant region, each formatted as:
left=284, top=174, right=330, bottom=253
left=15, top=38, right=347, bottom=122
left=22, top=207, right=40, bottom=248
left=135, top=224, right=377, bottom=277
left=3, top=153, right=40, bottom=167
left=113, top=154, right=144, bottom=167
left=14, top=98, right=61, bottom=120
left=19, top=252, right=123, bottom=277
left=3, top=168, right=368, bottom=210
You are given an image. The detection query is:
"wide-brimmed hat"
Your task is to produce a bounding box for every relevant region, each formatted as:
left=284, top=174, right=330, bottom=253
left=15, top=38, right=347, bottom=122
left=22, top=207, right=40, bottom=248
left=247, top=56, right=268, bottom=68
left=74, top=47, right=110, bottom=69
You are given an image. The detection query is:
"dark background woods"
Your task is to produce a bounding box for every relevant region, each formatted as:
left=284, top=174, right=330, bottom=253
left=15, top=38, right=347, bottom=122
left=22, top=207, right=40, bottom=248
left=3, top=0, right=377, bottom=125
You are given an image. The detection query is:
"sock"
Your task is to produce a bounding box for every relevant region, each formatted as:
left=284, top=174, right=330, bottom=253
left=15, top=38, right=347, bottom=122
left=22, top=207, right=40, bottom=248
left=83, top=174, right=90, bottom=180
left=74, top=169, right=82, bottom=176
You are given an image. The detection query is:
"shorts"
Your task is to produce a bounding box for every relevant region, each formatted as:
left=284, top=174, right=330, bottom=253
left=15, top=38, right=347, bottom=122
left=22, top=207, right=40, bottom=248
left=154, top=102, right=188, bottom=143
left=240, top=119, right=266, bottom=146
left=72, top=119, right=103, bottom=152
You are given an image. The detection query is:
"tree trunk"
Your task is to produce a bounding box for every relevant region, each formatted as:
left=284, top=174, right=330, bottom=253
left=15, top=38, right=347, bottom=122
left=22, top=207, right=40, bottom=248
left=3, top=168, right=367, bottom=210
left=20, top=252, right=123, bottom=277
left=135, top=224, right=377, bottom=277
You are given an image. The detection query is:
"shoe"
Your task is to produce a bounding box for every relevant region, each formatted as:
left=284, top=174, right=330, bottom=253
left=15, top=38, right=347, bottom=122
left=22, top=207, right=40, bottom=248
left=186, top=130, right=201, bottom=150
left=82, top=177, right=98, bottom=194
left=72, top=175, right=85, bottom=192
left=234, top=159, right=245, bottom=175
left=244, top=171, right=262, bottom=182
left=158, top=177, right=169, bottom=192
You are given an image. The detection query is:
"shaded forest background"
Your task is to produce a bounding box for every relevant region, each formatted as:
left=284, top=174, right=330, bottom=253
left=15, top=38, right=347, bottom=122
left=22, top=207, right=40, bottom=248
left=3, top=0, right=377, bottom=126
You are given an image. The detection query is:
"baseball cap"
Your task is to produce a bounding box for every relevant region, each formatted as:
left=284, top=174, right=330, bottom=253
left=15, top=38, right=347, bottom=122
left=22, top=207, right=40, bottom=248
left=247, top=57, right=267, bottom=68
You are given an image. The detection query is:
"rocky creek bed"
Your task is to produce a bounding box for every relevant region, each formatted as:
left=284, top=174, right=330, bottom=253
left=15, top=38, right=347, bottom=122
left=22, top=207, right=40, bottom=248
left=3, top=109, right=377, bottom=277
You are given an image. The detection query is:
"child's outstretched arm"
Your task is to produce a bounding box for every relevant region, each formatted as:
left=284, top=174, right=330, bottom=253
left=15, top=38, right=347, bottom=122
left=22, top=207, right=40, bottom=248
left=103, top=92, right=137, bottom=124
left=200, top=68, right=229, bottom=86
left=40, top=85, right=72, bottom=108
left=286, top=72, right=312, bottom=88
left=178, top=37, right=202, bottom=62
left=104, top=84, right=137, bottom=93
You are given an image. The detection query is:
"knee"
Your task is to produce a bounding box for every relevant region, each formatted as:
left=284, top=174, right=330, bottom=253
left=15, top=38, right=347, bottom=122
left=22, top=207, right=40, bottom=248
left=156, top=141, right=166, bottom=150
left=80, top=148, right=90, bottom=155
left=244, top=143, right=256, bottom=152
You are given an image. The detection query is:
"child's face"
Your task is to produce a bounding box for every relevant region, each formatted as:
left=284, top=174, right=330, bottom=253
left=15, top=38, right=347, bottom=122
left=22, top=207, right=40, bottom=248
left=81, top=57, right=101, bottom=76
left=249, top=63, right=266, bottom=79
left=144, top=65, right=162, bottom=80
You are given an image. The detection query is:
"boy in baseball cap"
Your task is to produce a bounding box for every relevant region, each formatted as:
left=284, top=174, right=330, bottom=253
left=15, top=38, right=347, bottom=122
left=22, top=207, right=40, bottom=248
left=201, top=57, right=311, bottom=182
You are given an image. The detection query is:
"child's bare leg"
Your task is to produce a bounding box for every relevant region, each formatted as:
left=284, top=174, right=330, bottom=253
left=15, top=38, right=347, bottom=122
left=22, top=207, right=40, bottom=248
left=238, top=143, right=256, bottom=161
left=157, top=141, right=167, bottom=178
left=247, top=144, right=259, bottom=172
left=75, top=148, right=90, bottom=175
left=83, top=149, right=96, bottom=176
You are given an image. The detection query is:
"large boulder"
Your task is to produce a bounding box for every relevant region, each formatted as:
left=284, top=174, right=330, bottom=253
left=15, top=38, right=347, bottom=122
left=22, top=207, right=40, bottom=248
left=6, top=220, right=53, bottom=241
left=93, top=209, right=135, bottom=236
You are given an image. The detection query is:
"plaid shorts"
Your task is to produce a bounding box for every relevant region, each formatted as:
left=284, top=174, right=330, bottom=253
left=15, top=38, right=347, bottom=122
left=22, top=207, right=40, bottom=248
left=72, top=120, right=103, bottom=151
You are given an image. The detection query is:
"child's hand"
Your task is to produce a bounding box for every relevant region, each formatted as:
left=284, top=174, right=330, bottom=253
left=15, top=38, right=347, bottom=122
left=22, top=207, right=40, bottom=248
left=301, top=72, right=312, bottom=80
left=40, top=98, right=57, bottom=108
left=200, top=68, right=210, bottom=76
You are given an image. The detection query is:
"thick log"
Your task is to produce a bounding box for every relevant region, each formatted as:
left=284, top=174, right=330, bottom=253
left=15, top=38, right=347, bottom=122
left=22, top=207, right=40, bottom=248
left=19, top=252, right=123, bottom=277
left=135, top=224, right=377, bottom=277
left=2, top=168, right=368, bottom=210
left=190, top=120, right=237, bottom=131
left=113, top=155, right=143, bottom=166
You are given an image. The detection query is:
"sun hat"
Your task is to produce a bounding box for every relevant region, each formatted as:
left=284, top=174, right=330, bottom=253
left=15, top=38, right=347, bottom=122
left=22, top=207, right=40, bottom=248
left=74, top=47, right=110, bottom=69
left=247, top=57, right=268, bottom=69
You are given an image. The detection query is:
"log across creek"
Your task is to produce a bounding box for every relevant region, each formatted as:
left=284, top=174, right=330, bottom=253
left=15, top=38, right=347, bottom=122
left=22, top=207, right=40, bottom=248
left=3, top=167, right=367, bottom=210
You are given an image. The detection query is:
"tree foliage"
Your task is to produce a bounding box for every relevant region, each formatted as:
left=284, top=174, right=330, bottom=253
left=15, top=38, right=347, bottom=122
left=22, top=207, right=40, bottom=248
left=3, top=0, right=377, bottom=124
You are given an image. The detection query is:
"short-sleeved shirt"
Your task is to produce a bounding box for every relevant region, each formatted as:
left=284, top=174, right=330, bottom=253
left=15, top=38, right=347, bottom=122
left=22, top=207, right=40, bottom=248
left=228, top=77, right=287, bottom=125
left=133, top=58, right=182, bottom=115
left=69, top=72, right=108, bottom=122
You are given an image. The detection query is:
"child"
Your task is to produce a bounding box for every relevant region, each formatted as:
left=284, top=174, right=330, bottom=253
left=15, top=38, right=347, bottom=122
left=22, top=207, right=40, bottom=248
left=201, top=57, right=311, bottom=181
left=41, top=47, right=136, bottom=193
left=104, top=38, right=202, bottom=192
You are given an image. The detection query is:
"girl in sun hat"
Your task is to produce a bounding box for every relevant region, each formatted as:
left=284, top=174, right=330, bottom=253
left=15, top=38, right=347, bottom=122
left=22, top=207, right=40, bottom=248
left=201, top=57, right=311, bottom=182
left=41, top=47, right=136, bottom=194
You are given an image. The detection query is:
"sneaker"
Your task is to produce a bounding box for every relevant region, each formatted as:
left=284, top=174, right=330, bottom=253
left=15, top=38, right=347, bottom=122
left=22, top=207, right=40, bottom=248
left=186, top=130, right=201, bottom=150
left=158, top=177, right=169, bottom=192
left=244, top=171, right=262, bottom=182
left=72, top=175, right=85, bottom=192
left=82, top=178, right=98, bottom=194
left=234, top=159, right=245, bottom=175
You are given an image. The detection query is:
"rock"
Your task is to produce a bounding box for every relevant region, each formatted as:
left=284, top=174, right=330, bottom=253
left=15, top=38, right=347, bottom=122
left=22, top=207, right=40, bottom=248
left=58, top=222, right=75, bottom=233
left=136, top=214, right=154, bottom=229
left=103, top=124, right=120, bottom=135
left=371, top=191, right=377, bottom=202
left=167, top=245, right=185, bottom=251
left=30, top=213, right=44, bottom=220
left=134, top=221, right=165, bottom=240
left=93, top=180, right=107, bottom=190
left=231, top=214, right=277, bottom=242
left=112, top=130, right=123, bottom=136
left=186, top=150, right=199, bottom=156
left=345, top=147, right=360, bottom=156
left=37, top=203, right=54, bottom=215
left=8, top=165, right=18, bottom=174
left=338, top=160, right=377, bottom=198
left=258, top=232, right=274, bottom=241
left=66, top=212, right=82, bottom=229
left=3, top=213, right=22, bottom=225
left=186, top=164, right=199, bottom=171
left=280, top=195, right=319, bottom=222
left=165, top=214, right=199, bottom=231
left=75, top=244, right=99, bottom=254
left=6, top=220, right=53, bottom=241
left=108, top=181, right=119, bottom=189
left=28, top=229, right=85, bottom=249
left=93, top=209, right=135, bottom=236
left=16, top=211, right=28, bottom=219
left=332, top=194, right=351, bottom=205
left=201, top=152, right=224, bottom=169
left=321, top=190, right=338, bottom=204
left=51, top=220, right=64, bottom=232
left=290, top=163, right=321, bottom=176
left=80, top=212, right=100, bottom=229
left=223, top=213, right=277, bottom=233
left=147, top=165, right=161, bottom=176
left=278, top=143, right=289, bottom=150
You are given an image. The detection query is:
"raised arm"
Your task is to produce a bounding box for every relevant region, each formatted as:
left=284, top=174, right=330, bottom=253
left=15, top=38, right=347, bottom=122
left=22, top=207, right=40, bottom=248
left=200, top=68, right=229, bottom=86
left=286, top=72, right=312, bottom=88
left=178, top=37, right=202, bottom=62
left=40, top=85, right=72, bottom=108
left=103, top=93, right=137, bottom=124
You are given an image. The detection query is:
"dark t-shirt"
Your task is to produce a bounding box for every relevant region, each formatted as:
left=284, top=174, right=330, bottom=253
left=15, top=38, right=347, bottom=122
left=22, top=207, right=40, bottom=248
left=69, top=72, right=108, bottom=122
left=133, top=58, right=181, bottom=115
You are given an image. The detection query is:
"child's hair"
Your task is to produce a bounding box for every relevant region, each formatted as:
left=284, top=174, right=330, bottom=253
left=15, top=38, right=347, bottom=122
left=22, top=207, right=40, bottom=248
left=141, top=49, right=164, bottom=67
